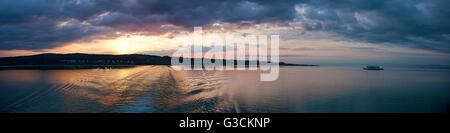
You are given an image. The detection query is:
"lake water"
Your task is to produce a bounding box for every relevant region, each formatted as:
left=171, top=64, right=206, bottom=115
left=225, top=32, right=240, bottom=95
left=0, top=66, right=448, bottom=113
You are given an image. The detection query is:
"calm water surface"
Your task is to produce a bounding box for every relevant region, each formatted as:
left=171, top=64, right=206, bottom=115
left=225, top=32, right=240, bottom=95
left=0, top=66, right=448, bottom=113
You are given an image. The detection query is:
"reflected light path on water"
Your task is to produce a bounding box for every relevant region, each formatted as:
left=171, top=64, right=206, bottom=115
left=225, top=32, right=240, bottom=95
left=0, top=66, right=448, bottom=113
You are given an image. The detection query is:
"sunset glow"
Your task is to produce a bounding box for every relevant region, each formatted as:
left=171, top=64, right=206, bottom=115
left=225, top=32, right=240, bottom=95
left=0, top=0, right=448, bottom=65
left=0, top=0, right=449, bottom=126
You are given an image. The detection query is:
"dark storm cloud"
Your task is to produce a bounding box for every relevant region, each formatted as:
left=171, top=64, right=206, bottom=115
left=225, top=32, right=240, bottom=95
left=89, top=0, right=298, bottom=28
left=296, top=0, right=450, bottom=53
left=0, top=0, right=449, bottom=53
left=0, top=18, right=105, bottom=50
left=0, top=0, right=298, bottom=50
left=0, top=0, right=107, bottom=50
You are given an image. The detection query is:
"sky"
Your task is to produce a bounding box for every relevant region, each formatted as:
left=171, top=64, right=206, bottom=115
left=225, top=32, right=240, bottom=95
left=0, top=0, right=449, bottom=65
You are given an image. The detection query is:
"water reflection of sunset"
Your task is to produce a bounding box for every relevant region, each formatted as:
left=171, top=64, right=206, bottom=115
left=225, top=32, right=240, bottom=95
left=0, top=66, right=184, bottom=112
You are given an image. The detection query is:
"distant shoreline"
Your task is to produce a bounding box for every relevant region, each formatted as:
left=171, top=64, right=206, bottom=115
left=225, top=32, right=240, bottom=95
left=0, top=65, right=140, bottom=70
left=0, top=64, right=319, bottom=70
left=0, top=53, right=318, bottom=70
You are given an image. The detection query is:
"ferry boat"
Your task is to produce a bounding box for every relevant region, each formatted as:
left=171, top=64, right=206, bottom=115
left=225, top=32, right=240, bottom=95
left=363, top=66, right=384, bottom=70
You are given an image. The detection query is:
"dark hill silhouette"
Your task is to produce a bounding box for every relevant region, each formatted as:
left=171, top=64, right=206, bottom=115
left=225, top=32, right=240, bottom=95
left=0, top=53, right=170, bottom=66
